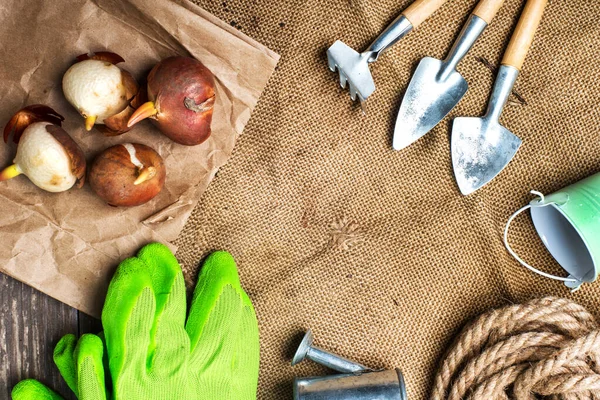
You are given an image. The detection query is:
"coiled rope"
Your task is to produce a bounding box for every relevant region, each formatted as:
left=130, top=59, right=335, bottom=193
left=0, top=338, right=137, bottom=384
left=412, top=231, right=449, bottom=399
left=432, top=297, right=600, bottom=400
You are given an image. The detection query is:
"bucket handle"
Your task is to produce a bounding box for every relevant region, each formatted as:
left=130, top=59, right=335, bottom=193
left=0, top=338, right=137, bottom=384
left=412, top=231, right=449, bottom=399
left=503, top=190, right=582, bottom=292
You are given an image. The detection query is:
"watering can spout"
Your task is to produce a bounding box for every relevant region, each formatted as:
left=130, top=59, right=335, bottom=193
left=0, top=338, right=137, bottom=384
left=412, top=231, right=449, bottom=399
left=291, top=330, right=408, bottom=399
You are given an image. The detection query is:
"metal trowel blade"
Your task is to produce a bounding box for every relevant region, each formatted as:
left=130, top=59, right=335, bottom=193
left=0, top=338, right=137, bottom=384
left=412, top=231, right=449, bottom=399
left=451, top=117, right=522, bottom=195
left=393, top=57, right=467, bottom=150
left=327, top=40, right=375, bottom=102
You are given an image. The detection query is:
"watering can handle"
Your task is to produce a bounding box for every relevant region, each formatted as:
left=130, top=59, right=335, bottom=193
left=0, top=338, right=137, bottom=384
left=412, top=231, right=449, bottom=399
left=504, top=192, right=582, bottom=291
left=502, top=0, right=548, bottom=70
left=402, top=0, right=447, bottom=28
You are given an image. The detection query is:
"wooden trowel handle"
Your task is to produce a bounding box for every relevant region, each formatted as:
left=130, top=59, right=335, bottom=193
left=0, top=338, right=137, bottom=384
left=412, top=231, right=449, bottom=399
left=472, top=0, right=505, bottom=24
left=403, top=0, right=447, bottom=29
left=502, top=0, right=548, bottom=70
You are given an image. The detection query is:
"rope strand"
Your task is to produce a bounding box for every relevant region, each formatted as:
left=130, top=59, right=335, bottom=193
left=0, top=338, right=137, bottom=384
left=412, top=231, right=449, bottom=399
left=432, top=297, right=600, bottom=400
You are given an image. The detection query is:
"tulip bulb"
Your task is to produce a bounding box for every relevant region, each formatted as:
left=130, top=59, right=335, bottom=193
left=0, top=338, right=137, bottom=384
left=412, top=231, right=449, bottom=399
left=0, top=105, right=86, bottom=192
left=128, top=56, right=215, bottom=145
left=89, top=143, right=165, bottom=207
left=63, top=52, right=140, bottom=135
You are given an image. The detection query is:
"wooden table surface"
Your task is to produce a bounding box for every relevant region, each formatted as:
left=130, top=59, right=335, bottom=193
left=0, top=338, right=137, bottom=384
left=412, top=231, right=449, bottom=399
left=1, top=273, right=102, bottom=399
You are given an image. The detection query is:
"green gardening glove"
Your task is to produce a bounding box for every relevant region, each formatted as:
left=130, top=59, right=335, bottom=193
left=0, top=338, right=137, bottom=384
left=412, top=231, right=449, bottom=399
left=11, top=333, right=108, bottom=400
left=102, top=243, right=260, bottom=399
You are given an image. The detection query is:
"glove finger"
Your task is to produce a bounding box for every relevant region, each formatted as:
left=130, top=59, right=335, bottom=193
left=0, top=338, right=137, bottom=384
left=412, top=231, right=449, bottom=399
left=11, top=379, right=64, bottom=400
left=229, top=302, right=260, bottom=398
left=187, top=251, right=260, bottom=399
left=186, top=251, right=254, bottom=350
left=136, top=243, right=189, bottom=377
left=53, top=334, right=78, bottom=396
left=74, top=334, right=107, bottom=400
left=96, top=332, right=113, bottom=393
left=191, top=286, right=259, bottom=399
left=102, top=256, right=155, bottom=387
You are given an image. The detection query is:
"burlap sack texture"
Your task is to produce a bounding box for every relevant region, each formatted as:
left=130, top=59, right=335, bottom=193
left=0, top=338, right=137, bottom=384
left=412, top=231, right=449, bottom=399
left=180, top=0, right=600, bottom=398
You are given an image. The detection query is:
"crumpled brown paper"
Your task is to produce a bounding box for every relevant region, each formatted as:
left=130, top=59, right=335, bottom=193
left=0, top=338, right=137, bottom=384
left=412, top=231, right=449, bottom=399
left=0, top=0, right=279, bottom=317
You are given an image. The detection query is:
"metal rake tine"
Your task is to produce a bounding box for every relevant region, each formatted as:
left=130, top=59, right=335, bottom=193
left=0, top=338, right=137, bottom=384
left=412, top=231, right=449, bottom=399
left=350, top=85, right=367, bottom=114
left=327, top=54, right=337, bottom=72
left=350, top=86, right=368, bottom=114
left=339, top=71, right=348, bottom=89
left=349, top=83, right=358, bottom=101
left=358, top=94, right=367, bottom=115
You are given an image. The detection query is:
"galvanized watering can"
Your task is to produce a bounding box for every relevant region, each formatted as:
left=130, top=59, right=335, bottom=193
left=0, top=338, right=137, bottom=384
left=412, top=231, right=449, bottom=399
left=292, top=330, right=407, bottom=400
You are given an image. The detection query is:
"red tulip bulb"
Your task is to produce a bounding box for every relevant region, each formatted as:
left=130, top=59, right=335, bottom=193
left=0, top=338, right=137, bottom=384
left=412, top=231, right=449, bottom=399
left=127, top=56, right=215, bottom=145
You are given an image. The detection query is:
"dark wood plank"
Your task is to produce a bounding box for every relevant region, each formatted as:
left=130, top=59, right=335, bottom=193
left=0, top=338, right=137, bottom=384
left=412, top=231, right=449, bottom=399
left=0, top=273, right=79, bottom=400
left=78, top=311, right=102, bottom=336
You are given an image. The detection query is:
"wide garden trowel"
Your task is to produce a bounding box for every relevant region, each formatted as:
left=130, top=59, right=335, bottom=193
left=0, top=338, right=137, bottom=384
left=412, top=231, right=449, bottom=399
left=327, top=0, right=447, bottom=110
left=393, top=0, right=505, bottom=150
left=452, top=0, right=548, bottom=195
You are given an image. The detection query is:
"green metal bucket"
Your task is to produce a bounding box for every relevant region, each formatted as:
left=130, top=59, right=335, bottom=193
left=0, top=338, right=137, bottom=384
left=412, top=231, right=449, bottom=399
left=505, top=172, right=600, bottom=291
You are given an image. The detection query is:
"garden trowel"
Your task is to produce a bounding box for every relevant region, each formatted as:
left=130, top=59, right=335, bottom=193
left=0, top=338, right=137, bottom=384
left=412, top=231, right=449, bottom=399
left=393, top=0, right=504, bottom=150
left=327, top=0, right=447, bottom=110
left=452, top=0, right=548, bottom=195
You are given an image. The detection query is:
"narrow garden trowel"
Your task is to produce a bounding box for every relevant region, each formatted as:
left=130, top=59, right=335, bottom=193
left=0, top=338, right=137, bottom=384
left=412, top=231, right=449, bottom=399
left=452, top=0, right=548, bottom=195
left=327, top=0, right=447, bottom=110
left=393, top=0, right=504, bottom=150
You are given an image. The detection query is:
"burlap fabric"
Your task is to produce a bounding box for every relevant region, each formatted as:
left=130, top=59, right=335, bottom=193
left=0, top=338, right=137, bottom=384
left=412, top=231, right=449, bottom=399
left=179, top=0, right=600, bottom=398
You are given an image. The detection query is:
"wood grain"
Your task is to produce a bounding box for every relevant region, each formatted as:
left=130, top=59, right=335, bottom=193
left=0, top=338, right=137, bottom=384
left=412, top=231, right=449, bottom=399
left=502, top=0, right=548, bottom=70
left=472, top=0, right=505, bottom=24
left=0, top=273, right=101, bottom=400
left=79, top=311, right=103, bottom=337
left=403, top=0, right=447, bottom=29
